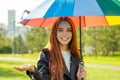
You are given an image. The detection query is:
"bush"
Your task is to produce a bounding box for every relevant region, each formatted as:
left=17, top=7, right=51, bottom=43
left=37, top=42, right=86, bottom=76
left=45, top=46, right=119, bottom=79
left=0, top=46, right=12, bottom=53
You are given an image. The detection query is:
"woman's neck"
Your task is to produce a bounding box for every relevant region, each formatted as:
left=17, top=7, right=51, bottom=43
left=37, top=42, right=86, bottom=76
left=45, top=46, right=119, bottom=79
left=60, top=45, right=69, bottom=51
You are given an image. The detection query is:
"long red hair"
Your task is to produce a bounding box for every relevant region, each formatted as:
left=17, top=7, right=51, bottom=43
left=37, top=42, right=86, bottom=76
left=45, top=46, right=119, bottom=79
left=46, top=17, right=80, bottom=80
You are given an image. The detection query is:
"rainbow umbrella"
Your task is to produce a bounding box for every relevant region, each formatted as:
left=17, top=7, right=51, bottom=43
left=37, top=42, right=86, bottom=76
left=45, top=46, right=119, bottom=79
left=20, top=0, right=120, bottom=27
left=20, top=0, right=120, bottom=61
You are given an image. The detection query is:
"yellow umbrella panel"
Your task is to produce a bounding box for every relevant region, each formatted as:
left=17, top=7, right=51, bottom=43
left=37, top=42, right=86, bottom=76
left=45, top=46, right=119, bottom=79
left=105, top=16, right=120, bottom=26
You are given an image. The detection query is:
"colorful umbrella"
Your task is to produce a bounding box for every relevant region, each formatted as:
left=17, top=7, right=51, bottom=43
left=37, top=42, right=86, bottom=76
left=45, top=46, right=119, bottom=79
left=20, top=0, right=120, bottom=63
left=20, top=0, right=120, bottom=27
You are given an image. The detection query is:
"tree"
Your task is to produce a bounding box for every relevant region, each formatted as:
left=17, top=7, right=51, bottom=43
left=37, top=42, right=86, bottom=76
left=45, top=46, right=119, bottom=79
left=0, top=23, right=12, bottom=53
left=82, top=25, right=120, bottom=56
left=15, top=34, right=28, bottom=53
left=25, top=28, right=50, bottom=53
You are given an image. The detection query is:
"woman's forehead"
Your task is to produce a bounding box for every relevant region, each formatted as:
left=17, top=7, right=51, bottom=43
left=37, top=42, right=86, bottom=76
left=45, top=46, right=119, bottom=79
left=58, top=20, right=71, bottom=28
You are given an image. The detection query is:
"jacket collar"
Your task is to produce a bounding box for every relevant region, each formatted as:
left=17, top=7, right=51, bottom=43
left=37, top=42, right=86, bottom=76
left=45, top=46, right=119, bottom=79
left=64, top=55, right=79, bottom=79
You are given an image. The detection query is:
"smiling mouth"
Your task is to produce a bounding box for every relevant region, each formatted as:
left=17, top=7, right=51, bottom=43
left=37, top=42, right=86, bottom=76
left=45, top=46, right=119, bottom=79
left=61, top=37, right=69, bottom=41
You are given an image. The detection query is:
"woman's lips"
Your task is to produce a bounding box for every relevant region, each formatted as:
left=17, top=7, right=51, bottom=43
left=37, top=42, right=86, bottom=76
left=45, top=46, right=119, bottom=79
left=61, top=37, right=69, bottom=41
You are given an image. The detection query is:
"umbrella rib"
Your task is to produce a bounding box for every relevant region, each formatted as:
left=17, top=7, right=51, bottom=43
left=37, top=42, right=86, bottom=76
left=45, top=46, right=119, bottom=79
left=39, top=18, right=47, bottom=27
left=104, top=16, right=109, bottom=26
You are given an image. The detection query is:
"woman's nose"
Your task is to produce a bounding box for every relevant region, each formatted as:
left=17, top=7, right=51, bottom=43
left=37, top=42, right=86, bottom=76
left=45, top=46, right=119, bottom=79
left=62, top=31, right=68, bottom=35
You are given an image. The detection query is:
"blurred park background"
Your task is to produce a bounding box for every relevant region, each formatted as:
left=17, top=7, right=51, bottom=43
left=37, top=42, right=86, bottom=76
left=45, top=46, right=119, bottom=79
left=0, top=10, right=120, bottom=80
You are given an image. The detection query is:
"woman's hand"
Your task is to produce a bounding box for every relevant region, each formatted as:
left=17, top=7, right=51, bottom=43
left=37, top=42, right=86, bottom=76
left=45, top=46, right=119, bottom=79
left=77, top=65, right=87, bottom=80
left=13, top=64, right=35, bottom=73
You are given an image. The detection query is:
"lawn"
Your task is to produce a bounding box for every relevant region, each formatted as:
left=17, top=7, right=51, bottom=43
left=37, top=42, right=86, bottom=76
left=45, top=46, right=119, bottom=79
left=0, top=60, right=31, bottom=80
left=84, top=55, right=120, bottom=66
left=0, top=53, right=37, bottom=80
left=0, top=54, right=120, bottom=80
left=85, top=67, right=120, bottom=80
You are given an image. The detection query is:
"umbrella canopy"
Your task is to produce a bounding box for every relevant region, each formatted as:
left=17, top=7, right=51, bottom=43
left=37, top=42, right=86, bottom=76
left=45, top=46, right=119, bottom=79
left=20, top=0, right=120, bottom=27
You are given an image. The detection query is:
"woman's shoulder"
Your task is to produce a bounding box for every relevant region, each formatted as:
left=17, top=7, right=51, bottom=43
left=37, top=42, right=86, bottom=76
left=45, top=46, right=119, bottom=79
left=41, top=48, right=49, bottom=53
left=38, top=48, right=50, bottom=63
left=40, top=48, right=49, bottom=58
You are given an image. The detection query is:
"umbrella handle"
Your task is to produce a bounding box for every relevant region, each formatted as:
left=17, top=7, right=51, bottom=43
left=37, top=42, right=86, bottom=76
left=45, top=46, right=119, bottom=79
left=80, top=61, right=84, bottom=80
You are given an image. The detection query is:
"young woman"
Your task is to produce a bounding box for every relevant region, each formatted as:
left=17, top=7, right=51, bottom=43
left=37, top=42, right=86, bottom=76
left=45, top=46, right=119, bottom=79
left=14, top=17, right=86, bottom=80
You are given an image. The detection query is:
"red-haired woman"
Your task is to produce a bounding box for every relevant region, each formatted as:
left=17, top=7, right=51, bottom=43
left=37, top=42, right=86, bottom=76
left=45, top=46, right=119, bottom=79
left=14, top=17, right=87, bottom=80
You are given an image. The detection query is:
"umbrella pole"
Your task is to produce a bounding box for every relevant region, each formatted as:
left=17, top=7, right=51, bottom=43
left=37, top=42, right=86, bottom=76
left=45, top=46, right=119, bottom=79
left=79, top=16, right=84, bottom=80
left=79, top=16, right=83, bottom=61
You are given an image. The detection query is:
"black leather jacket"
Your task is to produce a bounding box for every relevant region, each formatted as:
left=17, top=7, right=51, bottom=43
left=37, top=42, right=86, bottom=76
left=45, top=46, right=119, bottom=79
left=26, top=49, right=80, bottom=80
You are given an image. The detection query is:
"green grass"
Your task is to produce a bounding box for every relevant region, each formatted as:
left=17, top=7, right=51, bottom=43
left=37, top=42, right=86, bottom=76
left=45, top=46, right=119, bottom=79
left=0, top=60, right=35, bottom=80
left=85, top=67, right=120, bottom=80
left=84, top=55, right=120, bottom=66
left=83, top=55, right=120, bottom=80
left=0, top=54, right=120, bottom=80
left=0, top=53, right=37, bottom=80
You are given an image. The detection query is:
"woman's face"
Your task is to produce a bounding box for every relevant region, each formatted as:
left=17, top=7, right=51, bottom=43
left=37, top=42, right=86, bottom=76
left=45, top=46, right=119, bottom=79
left=56, top=20, right=72, bottom=46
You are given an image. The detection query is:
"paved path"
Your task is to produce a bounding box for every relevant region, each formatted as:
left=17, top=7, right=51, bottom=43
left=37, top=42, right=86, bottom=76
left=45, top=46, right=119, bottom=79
left=0, top=56, right=120, bottom=70
left=0, top=56, right=36, bottom=62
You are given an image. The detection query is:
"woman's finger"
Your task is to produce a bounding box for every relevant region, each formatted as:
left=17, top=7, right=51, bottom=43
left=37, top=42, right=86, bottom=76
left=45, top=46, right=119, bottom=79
left=80, top=70, right=87, bottom=78
left=13, top=64, right=29, bottom=71
left=13, top=64, right=35, bottom=72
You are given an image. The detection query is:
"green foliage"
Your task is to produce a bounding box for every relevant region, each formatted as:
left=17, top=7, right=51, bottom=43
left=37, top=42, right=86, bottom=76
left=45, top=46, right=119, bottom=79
left=0, top=24, right=13, bottom=53
left=15, top=35, right=28, bottom=53
left=82, top=25, right=120, bottom=56
left=25, top=28, right=50, bottom=53
left=0, top=46, right=12, bottom=53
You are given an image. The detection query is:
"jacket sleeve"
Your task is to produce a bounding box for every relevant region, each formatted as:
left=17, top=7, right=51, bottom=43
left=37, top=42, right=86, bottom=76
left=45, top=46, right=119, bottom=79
left=26, top=49, right=50, bottom=80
